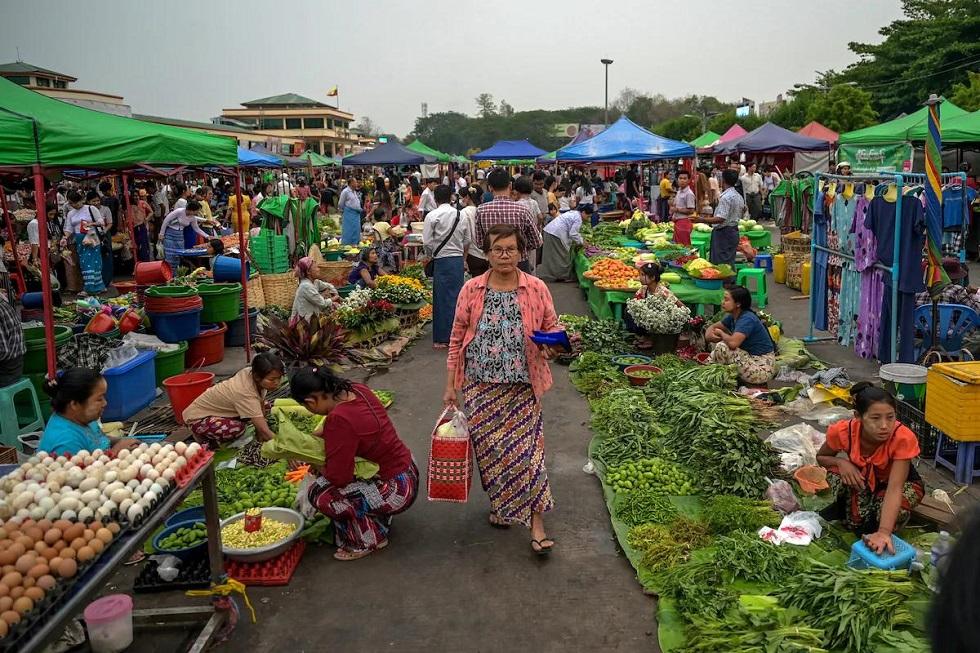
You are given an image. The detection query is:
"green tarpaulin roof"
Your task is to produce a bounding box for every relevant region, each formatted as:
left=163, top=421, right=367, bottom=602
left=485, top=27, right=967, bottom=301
left=838, top=99, right=968, bottom=145
left=690, top=131, right=721, bottom=148
left=907, top=109, right=980, bottom=144
left=406, top=140, right=451, bottom=163
left=296, top=150, right=339, bottom=167
left=0, top=77, right=238, bottom=169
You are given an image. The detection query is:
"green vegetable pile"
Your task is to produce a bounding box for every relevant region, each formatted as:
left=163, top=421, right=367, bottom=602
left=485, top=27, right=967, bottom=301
left=578, top=319, right=633, bottom=354
left=372, top=389, right=394, bottom=408
left=569, top=352, right=628, bottom=398
left=182, top=462, right=295, bottom=519
left=605, top=458, right=695, bottom=496
left=159, top=522, right=207, bottom=550
left=679, top=595, right=827, bottom=653
left=590, top=389, right=663, bottom=467
left=614, top=492, right=678, bottom=527
left=700, top=495, right=782, bottom=534
left=627, top=517, right=710, bottom=574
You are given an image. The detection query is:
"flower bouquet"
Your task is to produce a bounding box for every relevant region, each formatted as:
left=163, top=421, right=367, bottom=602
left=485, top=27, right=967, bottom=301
left=627, top=294, right=691, bottom=334
left=372, top=274, right=427, bottom=306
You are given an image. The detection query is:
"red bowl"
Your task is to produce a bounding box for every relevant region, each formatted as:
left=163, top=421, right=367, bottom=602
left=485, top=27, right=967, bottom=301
left=624, top=364, right=663, bottom=386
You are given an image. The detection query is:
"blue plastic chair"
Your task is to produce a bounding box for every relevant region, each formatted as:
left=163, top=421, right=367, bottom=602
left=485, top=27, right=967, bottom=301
left=913, top=303, right=979, bottom=360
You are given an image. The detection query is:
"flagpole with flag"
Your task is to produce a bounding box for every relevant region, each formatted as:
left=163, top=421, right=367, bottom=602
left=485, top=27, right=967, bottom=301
left=924, top=93, right=950, bottom=361
left=327, top=85, right=339, bottom=110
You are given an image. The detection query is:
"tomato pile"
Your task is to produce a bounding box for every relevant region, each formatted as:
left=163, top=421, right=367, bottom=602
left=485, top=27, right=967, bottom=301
left=584, top=258, right=639, bottom=289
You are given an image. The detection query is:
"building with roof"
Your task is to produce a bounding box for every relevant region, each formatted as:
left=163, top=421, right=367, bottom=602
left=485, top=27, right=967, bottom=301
left=133, top=114, right=291, bottom=152
left=220, top=93, right=369, bottom=157
left=0, top=61, right=132, bottom=116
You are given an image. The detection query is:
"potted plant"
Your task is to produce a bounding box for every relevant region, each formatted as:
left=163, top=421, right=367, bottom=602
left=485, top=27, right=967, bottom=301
left=254, top=313, right=352, bottom=370
left=626, top=294, right=691, bottom=354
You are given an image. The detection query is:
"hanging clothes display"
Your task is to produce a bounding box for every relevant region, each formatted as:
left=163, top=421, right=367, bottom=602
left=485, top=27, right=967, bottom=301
left=831, top=191, right=859, bottom=346
left=941, top=184, right=976, bottom=256
left=811, top=190, right=829, bottom=331
left=768, top=176, right=816, bottom=233
left=853, top=191, right=883, bottom=360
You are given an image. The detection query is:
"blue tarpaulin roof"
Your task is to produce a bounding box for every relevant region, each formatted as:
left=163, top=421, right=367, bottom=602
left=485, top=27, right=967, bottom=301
left=238, top=146, right=282, bottom=167
left=712, top=122, right=831, bottom=154
left=471, top=139, right=548, bottom=161
left=556, top=117, right=694, bottom=162
left=343, top=141, right=435, bottom=165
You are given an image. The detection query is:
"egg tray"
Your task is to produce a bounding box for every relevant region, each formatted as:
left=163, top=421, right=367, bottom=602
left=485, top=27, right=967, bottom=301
left=224, top=540, right=306, bottom=586
left=133, top=557, right=211, bottom=593
left=176, top=450, right=215, bottom=489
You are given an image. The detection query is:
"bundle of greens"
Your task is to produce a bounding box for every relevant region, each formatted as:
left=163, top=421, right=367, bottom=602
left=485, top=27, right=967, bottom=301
left=591, top=389, right=664, bottom=467
left=649, top=353, right=697, bottom=374
left=700, top=495, right=782, bottom=534
left=558, top=314, right=591, bottom=334
left=712, top=532, right=811, bottom=585
left=581, top=222, right=623, bottom=248
left=614, top=491, right=679, bottom=526
left=579, top=319, right=633, bottom=354
left=657, top=559, right=734, bottom=620
left=627, top=517, right=710, bottom=574
left=776, top=562, right=919, bottom=653
left=569, top=351, right=627, bottom=398
left=679, top=595, right=826, bottom=653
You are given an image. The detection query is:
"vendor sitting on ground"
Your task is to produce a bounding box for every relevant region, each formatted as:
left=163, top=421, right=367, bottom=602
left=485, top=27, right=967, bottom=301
left=182, top=353, right=285, bottom=449
left=291, top=256, right=339, bottom=320
left=290, top=366, right=417, bottom=561
left=39, top=368, right=139, bottom=455
left=625, top=262, right=684, bottom=348
left=537, top=204, right=587, bottom=282
left=705, top=286, right=776, bottom=384
left=817, top=383, right=924, bottom=555
left=348, top=247, right=382, bottom=289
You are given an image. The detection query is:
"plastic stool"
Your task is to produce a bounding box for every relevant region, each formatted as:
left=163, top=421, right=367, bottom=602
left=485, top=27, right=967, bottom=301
left=754, top=253, right=774, bottom=272
left=736, top=268, right=768, bottom=308
left=0, top=378, right=45, bottom=451
left=934, top=432, right=980, bottom=484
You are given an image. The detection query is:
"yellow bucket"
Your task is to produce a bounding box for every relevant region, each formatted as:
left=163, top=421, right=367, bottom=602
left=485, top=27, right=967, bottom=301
left=773, top=254, right=786, bottom=284
left=801, top=262, right=811, bottom=296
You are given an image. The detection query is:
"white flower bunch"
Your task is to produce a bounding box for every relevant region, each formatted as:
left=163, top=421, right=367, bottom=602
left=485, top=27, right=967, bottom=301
left=626, top=294, right=690, bottom=334
left=340, top=287, right=372, bottom=312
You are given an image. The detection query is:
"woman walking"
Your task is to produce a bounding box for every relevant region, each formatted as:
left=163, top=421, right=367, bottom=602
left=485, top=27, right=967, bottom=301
left=62, top=190, right=105, bottom=295
left=444, top=224, right=562, bottom=554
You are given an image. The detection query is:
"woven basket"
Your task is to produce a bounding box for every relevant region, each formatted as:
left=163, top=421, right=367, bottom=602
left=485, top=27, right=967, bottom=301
left=309, top=244, right=353, bottom=287
left=782, top=233, right=812, bottom=255
left=785, top=254, right=808, bottom=291
left=398, top=311, right=420, bottom=330
left=261, top=272, right=299, bottom=309
left=242, top=274, right=265, bottom=309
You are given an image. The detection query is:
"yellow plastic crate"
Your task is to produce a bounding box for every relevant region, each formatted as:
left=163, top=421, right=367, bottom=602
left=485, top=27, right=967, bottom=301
left=924, top=362, right=980, bottom=441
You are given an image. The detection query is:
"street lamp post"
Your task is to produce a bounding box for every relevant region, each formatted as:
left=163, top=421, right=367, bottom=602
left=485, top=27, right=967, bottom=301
left=600, top=58, right=614, bottom=126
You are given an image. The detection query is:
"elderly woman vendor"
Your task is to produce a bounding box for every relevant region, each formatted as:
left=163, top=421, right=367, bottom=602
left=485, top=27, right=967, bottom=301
left=705, top=286, right=776, bottom=384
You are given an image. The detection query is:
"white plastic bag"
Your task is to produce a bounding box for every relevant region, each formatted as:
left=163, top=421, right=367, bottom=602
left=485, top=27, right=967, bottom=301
left=765, top=423, right=826, bottom=469
left=765, top=478, right=801, bottom=514
left=434, top=408, right=469, bottom=440
left=102, top=344, right=139, bottom=371
left=149, top=554, right=182, bottom=582
left=759, top=510, right=824, bottom=546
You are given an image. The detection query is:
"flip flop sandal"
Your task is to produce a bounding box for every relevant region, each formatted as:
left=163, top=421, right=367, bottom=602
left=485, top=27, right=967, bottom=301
left=488, top=515, right=510, bottom=529
left=530, top=538, right=555, bottom=556
left=334, top=540, right=388, bottom=561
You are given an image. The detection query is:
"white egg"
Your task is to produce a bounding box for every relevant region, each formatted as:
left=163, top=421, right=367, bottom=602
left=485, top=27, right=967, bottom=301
left=117, top=468, right=135, bottom=484
left=140, top=464, right=154, bottom=478
left=87, top=500, right=101, bottom=512
left=162, top=469, right=176, bottom=481
left=29, top=506, right=45, bottom=520
left=34, top=487, right=50, bottom=500
left=45, top=506, right=61, bottom=521
left=103, top=481, right=124, bottom=496
left=57, top=496, right=80, bottom=512
left=174, top=458, right=187, bottom=470
left=102, top=499, right=118, bottom=514
left=137, top=454, right=149, bottom=465
left=56, top=455, right=68, bottom=464
left=150, top=454, right=162, bottom=466
left=78, top=477, right=99, bottom=492
left=119, top=498, right=134, bottom=516
left=61, top=509, right=77, bottom=521
left=186, top=442, right=201, bottom=457
left=126, top=479, right=139, bottom=490
left=146, top=469, right=159, bottom=481
left=103, top=470, right=118, bottom=483
left=110, top=488, right=130, bottom=504
left=149, top=443, right=161, bottom=453
left=15, top=508, right=29, bottom=519
left=140, top=478, right=153, bottom=490
left=174, top=442, right=187, bottom=455
left=38, top=496, right=55, bottom=511
left=78, top=506, right=94, bottom=522
left=79, top=489, right=101, bottom=504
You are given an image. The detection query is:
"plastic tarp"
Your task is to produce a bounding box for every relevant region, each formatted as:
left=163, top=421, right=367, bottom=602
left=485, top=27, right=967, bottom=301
left=557, top=117, right=694, bottom=162
left=342, top=141, right=435, bottom=165
left=796, top=121, right=839, bottom=143
left=713, top=122, right=830, bottom=154
left=537, top=127, right=598, bottom=163
left=689, top=130, right=721, bottom=148
left=296, top=150, right=338, bottom=167
left=838, top=99, right=967, bottom=145
left=907, top=108, right=980, bottom=144
left=470, top=139, right=548, bottom=161
left=0, top=77, right=237, bottom=169
left=238, top=146, right=281, bottom=167
left=406, top=140, right=451, bottom=163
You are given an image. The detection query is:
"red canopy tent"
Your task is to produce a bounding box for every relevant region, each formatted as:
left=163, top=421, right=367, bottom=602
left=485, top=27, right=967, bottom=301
left=797, top=121, right=839, bottom=144
left=697, top=124, right=747, bottom=154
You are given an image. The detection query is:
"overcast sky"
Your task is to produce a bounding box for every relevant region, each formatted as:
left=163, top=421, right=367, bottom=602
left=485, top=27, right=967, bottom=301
left=1, top=0, right=904, bottom=136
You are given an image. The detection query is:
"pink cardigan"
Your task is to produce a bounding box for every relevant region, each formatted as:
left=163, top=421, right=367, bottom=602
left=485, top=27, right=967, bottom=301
left=447, top=271, right=560, bottom=399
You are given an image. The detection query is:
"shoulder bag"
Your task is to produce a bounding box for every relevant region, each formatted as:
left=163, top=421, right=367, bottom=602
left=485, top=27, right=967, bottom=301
left=424, top=209, right=460, bottom=278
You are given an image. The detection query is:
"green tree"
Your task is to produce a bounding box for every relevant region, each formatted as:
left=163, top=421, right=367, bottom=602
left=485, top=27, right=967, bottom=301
left=767, top=88, right=820, bottom=131
left=475, top=93, right=497, bottom=118
left=653, top=115, right=701, bottom=141
left=806, top=85, right=878, bottom=133
left=949, top=70, right=980, bottom=112
left=499, top=100, right=515, bottom=118
left=840, top=0, right=980, bottom=118
left=707, top=111, right=765, bottom=135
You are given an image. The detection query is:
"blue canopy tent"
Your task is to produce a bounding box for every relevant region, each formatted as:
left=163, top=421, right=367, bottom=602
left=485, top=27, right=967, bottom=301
left=557, top=117, right=694, bottom=162
left=342, top=141, right=435, bottom=165
left=471, top=139, right=548, bottom=161
left=238, top=146, right=281, bottom=167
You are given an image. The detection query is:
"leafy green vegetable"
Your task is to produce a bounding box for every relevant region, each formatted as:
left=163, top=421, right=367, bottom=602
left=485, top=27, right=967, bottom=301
left=579, top=319, right=633, bottom=354
left=657, top=559, right=735, bottom=620
left=627, top=517, right=711, bottom=574
left=712, top=532, right=811, bottom=585
left=569, top=351, right=628, bottom=398
left=614, top=491, right=679, bottom=526
left=181, top=462, right=295, bottom=519
left=679, top=595, right=827, bottom=653
left=590, top=389, right=663, bottom=467
left=700, top=495, right=782, bottom=534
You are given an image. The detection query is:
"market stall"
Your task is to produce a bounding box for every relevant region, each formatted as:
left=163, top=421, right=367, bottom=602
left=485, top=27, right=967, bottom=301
left=711, top=122, right=832, bottom=173
left=470, top=139, right=548, bottom=162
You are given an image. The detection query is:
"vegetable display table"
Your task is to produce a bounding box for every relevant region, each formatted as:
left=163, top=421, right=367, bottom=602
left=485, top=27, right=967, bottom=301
left=602, top=280, right=723, bottom=322
left=14, top=459, right=226, bottom=653
left=674, top=229, right=773, bottom=254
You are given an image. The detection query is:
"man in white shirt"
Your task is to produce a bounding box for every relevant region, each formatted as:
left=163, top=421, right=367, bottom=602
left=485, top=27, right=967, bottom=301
left=422, top=184, right=471, bottom=348
left=454, top=172, right=468, bottom=194
left=418, top=179, right=438, bottom=216
left=276, top=172, right=293, bottom=196
left=538, top=205, right=588, bottom=282
left=475, top=168, right=485, bottom=181
left=338, top=178, right=363, bottom=245
left=740, top=162, right=764, bottom=220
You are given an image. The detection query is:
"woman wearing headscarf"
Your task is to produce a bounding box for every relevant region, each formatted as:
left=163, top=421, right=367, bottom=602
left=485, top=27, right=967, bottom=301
left=291, top=256, right=339, bottom=320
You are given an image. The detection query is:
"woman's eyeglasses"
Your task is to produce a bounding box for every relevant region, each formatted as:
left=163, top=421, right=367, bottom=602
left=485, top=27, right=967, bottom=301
left=490, top=247, right=519, bottom=257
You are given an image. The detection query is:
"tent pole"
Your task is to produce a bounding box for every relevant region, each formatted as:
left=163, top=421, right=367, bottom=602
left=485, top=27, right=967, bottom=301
left=0, top=190, right=26, bottom=296
left=32, top=165, right=57, bottom=379
left=120, top=173, right=140, bottom=262
left=234, top=169, right=251, bottom=362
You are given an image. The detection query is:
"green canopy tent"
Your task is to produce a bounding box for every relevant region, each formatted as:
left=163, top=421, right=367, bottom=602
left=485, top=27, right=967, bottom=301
left=295, top=151, right=339, bottom=167
left=406, top=140, right=452, bottom=163
left=907, top=109, right=980, bottom=144
left=690, top=131, right=721, bottom=148
left=838, top=100, right=968, bottom=145
left=0, top=77, right=242, bottom=376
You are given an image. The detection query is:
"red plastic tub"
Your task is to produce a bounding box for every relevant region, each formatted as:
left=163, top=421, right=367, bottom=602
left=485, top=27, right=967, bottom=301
left=185, top=323, right=228, bottom=368
left=135, top=261, right=173, bottom=285
left=162, top=371, right=215, bottom=425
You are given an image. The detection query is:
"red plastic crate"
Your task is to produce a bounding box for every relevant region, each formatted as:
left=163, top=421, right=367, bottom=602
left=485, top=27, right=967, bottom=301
left=176, top=449, right=215, bottom=488
left=224, top=540, right=306, bottom=586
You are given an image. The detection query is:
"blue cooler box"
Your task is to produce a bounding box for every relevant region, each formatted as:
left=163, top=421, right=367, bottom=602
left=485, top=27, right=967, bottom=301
left=102, top=350, right=157, bottom=421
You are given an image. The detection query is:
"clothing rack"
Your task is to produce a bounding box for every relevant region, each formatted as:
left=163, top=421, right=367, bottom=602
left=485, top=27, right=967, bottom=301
left=804, top=171, right=969, bottom=363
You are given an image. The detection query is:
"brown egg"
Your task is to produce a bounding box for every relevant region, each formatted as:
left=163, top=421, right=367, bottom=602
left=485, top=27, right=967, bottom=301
left=0, top=618, right=7, bottom=638
left=59, top=547, right=76, bottom=561
left=0, top=566, right=11, bottom=577
left=23, top=526, right=42, bottom=542
left=89, top=520, right=104, bottom=532
left=82, top=529, right=95, bottom=542
left=52, top=540, right=66, bottom=552
left=43, top=528, right=62, bottom=546
left=1, top=610, right=20, bottom=626
left=21, top=576, right=33, bottom=588
left=48, top=558, right=62, bottom=576
left=70, top=538, right=87, bottom=552
left=62, top=524, right=84, bottom=543
left=0, top=550, right=16, bottom=567
left=8, top=587, right=22, bottom=600
left=33, top=541, right=48, bottom=555
left=0, top=528, right=7, bottom=541
left=27, top=563, right=48, bottom=580
left=52, top=520, right=72, bottom=532
left=36, top=575, right=56, bottom=591
left=95, top=528, right=113, bottom=544
left=106, top=522, right=120, bottom=535
left=6, top=542, right=24, bottom=559
left=0, top=572, right=21, bottom=588
left=56, top=558, right=77, bottom=578
left=11, top=596, right=32, bottom=615
left=14, top=554, right=36, bottom=575
left=36, top=519, right=52, bottom=532
left=76, top=547, right=95, bottom=563
left=88, top=538, right=104, bottom=554
left=19, top=519, right=35, bottom=530
left=14, top=536, right=33, bottom=550
left=24, top=586, right=43, bottom=602
left=41, top=547, right=58, bottom=562
left=0, top=596, right=10, bottom=612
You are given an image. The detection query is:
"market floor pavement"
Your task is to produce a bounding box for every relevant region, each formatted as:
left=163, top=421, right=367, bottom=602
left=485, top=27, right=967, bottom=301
left=111, top=280, right=658, bottom=653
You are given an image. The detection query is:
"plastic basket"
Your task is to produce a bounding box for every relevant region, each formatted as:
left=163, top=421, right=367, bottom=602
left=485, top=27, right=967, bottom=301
left=102, top=350, right=157, bottom=421
left=896, top=399, right=946, bottom=459
left=23, top=325, right=73, bottom=374
left=793, top=465, right=829, bottom=494
left=224, top=540, right=307, bottom=586
left=148, top=308, right=202, bottom=343
left=847, top=535, right=916, bottom=570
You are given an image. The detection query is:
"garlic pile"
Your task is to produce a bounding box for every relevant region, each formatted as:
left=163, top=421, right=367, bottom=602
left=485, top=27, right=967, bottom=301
left=0, top=442, right=203, bottom=526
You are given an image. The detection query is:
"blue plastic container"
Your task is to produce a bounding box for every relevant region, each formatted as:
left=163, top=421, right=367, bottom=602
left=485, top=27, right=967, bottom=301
left=213, top=255, right=251, bottom=283
left=693, top=277, right=724, bottom=289
left=148, top=308, right=202, bottom=343
left=153, top=519, right=208, bottom=561
left=102, top=349, right=157, bottom=421
left=847, top=535, right=917, bottom=571
left=165, top=505, right=205, bottom=528
left=225, top=308, right=258, bottom=347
